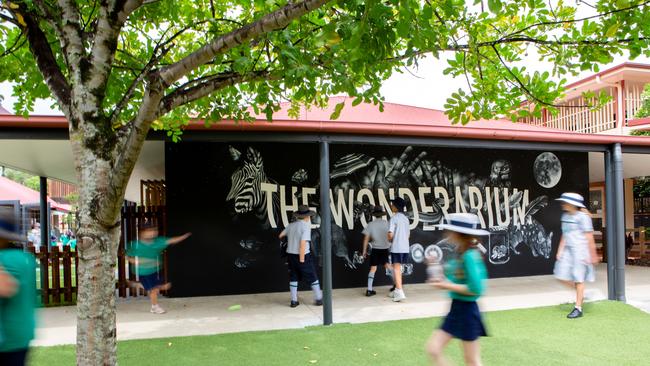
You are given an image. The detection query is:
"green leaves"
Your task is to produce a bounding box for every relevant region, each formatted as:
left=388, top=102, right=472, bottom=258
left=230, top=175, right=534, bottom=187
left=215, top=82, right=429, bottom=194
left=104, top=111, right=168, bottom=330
left=605, top=23, right=620, bottom=38
left=635, top=83, right=650, bottom=119
left=330, top=101, right=345, bottom=120
left=1, top=0, right=650, bottom=130
left=487, top=0, right=503, bottom=14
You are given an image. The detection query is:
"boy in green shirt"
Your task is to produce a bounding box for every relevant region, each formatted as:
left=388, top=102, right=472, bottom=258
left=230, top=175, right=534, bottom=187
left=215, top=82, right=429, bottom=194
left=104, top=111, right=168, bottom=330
left=0, top=207, right=36, bottom=366
left=127, top=224, right=191, bottom=314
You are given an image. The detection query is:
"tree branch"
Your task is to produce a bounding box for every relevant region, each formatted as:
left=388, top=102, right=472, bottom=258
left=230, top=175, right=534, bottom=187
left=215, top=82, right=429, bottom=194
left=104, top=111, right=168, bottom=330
left=109, top=75, right=164, bottom=212
left=0, top=32, right=27, bottom=58
left=159, top=70, right=272, bottom=116
left=9, top=5, right=72, bottom=116
left=0, top=13, right=19, bottom=26
left=109, top=43, right=173, bottom=125
left=56, top=0, right=86, bottom=74
left=159, top=0, right=334, bottom=87
left=506, top=0, right=650, bottom=39
left=86, top=0, right=143, bottom=102
left=486, top=45, right=591, bottom=109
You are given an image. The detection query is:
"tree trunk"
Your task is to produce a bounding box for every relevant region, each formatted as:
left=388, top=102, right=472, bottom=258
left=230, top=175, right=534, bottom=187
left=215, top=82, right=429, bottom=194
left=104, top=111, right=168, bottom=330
left=73, top=154, right=125, bottom=365
left=76, top=221, right=120, bottom=366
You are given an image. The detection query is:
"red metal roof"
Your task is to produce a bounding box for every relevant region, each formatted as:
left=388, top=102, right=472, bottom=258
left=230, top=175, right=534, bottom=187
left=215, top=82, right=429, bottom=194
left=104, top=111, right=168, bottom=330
left=1, top=96, right=649, bottom=147
left=0, top=176, right=70, bottom=212
left=629, top=117, right=650, bottom=129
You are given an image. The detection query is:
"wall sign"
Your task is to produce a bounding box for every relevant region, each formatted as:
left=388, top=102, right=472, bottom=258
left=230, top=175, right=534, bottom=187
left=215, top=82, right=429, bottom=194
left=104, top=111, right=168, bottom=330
left=166, top=141, right=588, bottom=297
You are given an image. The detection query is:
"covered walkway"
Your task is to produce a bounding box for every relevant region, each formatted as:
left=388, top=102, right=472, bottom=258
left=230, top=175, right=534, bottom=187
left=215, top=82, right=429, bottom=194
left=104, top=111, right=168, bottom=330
left=2, top=97, right=650, bottom=325
left=34, top=264, right=650, bottom=347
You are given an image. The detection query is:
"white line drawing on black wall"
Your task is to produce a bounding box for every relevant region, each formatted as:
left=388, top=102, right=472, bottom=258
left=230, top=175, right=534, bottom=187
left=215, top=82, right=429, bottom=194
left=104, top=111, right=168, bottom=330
left=224, top=145, right=561, bottom=273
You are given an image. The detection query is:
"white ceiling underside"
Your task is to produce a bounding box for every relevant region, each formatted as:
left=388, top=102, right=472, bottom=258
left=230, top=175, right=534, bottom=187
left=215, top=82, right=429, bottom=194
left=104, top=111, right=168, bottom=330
left=0, top=140, right=164, bottom=203
left=589, top=152, right=650, bottom=182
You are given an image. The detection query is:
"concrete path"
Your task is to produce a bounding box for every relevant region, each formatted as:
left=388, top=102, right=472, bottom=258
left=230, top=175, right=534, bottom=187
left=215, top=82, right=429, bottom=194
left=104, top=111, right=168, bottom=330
left=33, top=264, right=650, bottom=346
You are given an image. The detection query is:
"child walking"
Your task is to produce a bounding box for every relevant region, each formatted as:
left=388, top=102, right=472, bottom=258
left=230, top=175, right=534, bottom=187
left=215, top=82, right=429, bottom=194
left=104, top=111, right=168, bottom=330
left=0, top=207, right=36, bottom=366
left=127, top=224, right=191, bottom=314
left=279, top=205, right=323, bottom=308
left=388, top=197, right=410, bottom=302
left=553, top=192, right=598, bottom=319
left=361, top=205, right=393, bottom=296
left=426, top=213, right=489, bottom=366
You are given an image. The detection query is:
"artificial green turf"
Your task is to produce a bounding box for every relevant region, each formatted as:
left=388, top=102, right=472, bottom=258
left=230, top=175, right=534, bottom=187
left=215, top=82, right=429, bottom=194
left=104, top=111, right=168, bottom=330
left=30, top=301, right=650, bottom=365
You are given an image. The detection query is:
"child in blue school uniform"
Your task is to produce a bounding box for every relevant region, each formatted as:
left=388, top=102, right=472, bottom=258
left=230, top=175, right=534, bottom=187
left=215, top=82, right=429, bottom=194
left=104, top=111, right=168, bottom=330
left=426, top=213, right=489, bottom=366
left=553, top=192, right=598, bottom=319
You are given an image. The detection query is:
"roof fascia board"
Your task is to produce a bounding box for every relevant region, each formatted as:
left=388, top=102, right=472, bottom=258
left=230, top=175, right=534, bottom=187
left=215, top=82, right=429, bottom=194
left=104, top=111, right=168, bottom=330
left=621, top=146, right=650, bottom=154
left=177, top=131, right=610, bottom=152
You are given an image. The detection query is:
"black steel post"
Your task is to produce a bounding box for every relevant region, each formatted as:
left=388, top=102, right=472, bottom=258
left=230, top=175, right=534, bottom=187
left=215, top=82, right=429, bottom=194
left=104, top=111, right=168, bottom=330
left=612, top=144, right=626, bottom=301
left=39, top=177, right=49, bottom=249
left=319, top=140, right=333, bottom=325
left=604, top=150, right=616, bottom=300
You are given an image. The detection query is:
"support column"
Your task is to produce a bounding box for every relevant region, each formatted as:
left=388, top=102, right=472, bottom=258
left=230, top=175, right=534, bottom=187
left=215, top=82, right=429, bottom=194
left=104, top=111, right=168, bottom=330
left=604, top=150, right=616, bottom=300
left=39, top=177, right=49, bottom=250
left=612, top=144, right=626, bottom=301
left=319, top=140, right=333, bottom=325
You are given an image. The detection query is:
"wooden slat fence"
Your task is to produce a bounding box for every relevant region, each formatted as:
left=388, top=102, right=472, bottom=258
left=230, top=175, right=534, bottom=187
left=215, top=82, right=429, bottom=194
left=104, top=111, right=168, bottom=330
left=117, top=204, right=168, bottom=298
left=31, top=204, right=167, bottom=306
left=634, top=197, right=650, bottom=214
left=627, top=226, right=648, bottom=259
left=27, top=244, right=78, bottom=306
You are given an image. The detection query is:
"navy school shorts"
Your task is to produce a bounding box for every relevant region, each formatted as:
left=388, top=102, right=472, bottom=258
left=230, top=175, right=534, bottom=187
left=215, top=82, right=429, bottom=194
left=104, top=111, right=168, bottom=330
left=287, top=253, right=319, bottom=283
left=369, top=248, right=390, bottom=266
left=139, top=273, right=164, bottom=291
left=390, top=252, right=410, bottom=264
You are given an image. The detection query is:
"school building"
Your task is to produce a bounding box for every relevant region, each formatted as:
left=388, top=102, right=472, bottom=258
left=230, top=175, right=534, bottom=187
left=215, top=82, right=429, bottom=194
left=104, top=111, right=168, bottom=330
left=1, top=62, right=649, bottom=323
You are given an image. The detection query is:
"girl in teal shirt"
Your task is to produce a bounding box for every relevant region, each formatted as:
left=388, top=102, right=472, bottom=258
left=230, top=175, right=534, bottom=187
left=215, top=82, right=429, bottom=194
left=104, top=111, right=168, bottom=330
left=426, top=213, right=489, bottom=366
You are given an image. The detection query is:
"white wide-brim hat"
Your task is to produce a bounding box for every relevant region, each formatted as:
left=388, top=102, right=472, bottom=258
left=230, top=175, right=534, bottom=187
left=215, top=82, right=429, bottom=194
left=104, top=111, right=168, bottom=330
left=436, top=213, right=490, bottom=236
left=555, top=192, right=586, bottom=208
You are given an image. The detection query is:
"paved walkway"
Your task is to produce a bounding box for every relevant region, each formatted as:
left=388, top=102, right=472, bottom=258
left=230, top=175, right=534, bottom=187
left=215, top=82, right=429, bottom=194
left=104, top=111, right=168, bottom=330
left=34, top=264, right=650, bottom=346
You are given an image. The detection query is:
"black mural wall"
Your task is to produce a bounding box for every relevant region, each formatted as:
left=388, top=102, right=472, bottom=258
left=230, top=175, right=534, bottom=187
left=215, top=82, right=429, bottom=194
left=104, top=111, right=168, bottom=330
left=166, top=141, right=589, bottom=297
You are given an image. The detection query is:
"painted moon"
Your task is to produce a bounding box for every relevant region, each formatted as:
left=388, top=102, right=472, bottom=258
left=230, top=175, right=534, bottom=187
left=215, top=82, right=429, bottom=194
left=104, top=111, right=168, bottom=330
left=534, top=152, right=562, bottom=188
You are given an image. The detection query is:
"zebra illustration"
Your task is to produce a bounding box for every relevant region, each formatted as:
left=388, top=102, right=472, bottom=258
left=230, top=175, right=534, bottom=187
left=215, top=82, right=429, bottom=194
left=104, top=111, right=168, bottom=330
left=226, top=146, right=280, bottom=229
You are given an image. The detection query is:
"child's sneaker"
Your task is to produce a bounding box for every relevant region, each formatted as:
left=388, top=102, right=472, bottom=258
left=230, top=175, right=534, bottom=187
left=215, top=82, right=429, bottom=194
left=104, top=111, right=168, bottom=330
left=150, top=304, right=166, bottom=314
left=392, top=289, right=406, bottom=302
left=567, top=307, right=582, bottom=319
left=365, top=290, right=377, bottom=297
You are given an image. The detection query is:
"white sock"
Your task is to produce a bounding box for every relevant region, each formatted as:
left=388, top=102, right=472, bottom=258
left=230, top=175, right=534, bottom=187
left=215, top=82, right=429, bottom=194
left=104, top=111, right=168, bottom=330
left=386, top=268, right=394, bottom=282
left=367, top=272, right=375, bottom=291
left=311, top=280, right=322, bottom=301
left=575, top=305, right=582, bottom=311
left=290, top=281, right=298, bottom=302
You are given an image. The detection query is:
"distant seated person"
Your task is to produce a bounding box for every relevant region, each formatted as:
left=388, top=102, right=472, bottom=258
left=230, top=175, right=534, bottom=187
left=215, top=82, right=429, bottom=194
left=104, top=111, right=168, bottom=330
left=27, top=223, right=41, bottom=247
left=68, top=235, right=77, bottom=249
left=50, top=229, right=59, bottom=244
left=60, top=232, right=70, bottom=246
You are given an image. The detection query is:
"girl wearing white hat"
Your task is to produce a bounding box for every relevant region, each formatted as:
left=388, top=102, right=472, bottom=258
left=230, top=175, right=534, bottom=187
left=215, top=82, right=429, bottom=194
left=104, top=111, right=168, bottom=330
left=553, top=192, right=598, bottom=319
left=426, top=213, right=488, bottom=366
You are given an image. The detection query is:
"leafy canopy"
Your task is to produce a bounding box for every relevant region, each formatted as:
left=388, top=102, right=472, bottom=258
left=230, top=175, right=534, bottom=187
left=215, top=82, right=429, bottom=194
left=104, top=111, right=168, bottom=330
left=2, top=0, right=650, bottom=137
